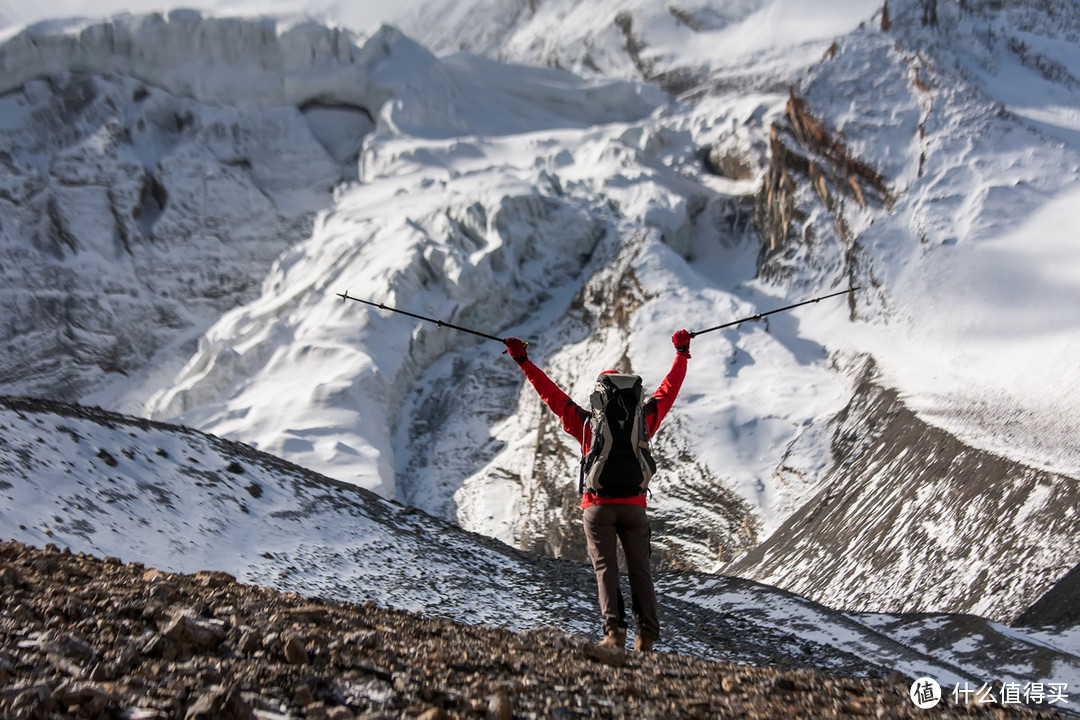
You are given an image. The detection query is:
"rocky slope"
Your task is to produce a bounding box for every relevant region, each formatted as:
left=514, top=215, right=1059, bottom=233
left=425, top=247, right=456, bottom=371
left=0, top=394, right=978, bottom=678
left=727, top=365, right=1080, bottom=623
left=0, top=540, right=1064, bottom=720
left=4, top=394, right=1080, bottom=717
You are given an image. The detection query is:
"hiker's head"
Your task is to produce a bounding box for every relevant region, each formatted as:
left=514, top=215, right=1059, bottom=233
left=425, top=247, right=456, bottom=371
left=597, top=369, right=618, bottom=381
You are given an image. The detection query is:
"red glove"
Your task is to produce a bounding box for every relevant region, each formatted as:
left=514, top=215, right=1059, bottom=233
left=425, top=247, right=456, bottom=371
left=672, top=329, right=692, bottom=358
left=504, top=337, right=529, bottom=364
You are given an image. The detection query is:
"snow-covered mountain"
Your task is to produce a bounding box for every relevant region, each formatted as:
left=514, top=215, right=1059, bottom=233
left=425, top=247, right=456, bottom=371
left=3, top=394, right=1079, bottom=714
left=1, top=0, right=1078, bottom=648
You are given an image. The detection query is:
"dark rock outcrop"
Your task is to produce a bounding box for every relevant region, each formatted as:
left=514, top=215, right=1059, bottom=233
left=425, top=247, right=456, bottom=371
left=727, top=369, right=1080, bottom=623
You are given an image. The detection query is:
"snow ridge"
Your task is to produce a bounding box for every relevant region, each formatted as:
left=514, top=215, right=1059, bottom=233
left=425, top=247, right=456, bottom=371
left=0, top=12, right=375, bottom=106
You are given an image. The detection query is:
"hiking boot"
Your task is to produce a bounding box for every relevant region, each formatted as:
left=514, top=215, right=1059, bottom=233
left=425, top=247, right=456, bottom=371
left=634, top=635, right=654, bottom=652
left=597, top=629, right=626, bottom=649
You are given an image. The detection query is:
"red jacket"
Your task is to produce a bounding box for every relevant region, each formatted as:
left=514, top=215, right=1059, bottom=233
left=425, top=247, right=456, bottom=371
left=517, top=354, right=688, bottom=508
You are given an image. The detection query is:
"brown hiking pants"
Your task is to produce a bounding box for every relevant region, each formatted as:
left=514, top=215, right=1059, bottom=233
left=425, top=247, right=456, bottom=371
left=582, top=503, right=659, bottom=642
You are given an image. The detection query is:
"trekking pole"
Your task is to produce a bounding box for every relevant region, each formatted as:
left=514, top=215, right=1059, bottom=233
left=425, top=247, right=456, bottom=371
left=337, top=291, right=508, bottom=344
left=689, top=287, right=860, bottom=338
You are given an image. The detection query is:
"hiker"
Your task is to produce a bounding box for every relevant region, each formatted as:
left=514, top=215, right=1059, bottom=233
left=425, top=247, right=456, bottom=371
left=503, top=330, right=692, bottom=651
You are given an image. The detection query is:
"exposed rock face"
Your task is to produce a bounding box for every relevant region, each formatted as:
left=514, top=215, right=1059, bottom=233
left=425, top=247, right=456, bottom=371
left=0, top=69, right=345, bottom=405
left=754, top=89, right=892, bottom=287
left=727, top=369, right=1080, bottom=623
left=0, top=540, right=1057, bottom=720
left=1016, top=560, right=1080, bottom=628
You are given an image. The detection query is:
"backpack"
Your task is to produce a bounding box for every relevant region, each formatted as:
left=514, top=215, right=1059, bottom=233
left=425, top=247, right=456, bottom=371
left=579, top=373, right=658, bottom=497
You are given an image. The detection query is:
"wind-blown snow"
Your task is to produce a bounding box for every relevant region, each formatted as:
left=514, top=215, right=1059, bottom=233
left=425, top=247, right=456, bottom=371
left=844, top=187, right=1080, bottom=475
left=390, top=0, right=882, bottom=82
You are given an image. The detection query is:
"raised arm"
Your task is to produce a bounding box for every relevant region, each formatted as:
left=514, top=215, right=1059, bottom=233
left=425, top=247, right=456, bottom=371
left=643, top=329, right=692, bottom=436
left=505, top=338, right=587, bottom=443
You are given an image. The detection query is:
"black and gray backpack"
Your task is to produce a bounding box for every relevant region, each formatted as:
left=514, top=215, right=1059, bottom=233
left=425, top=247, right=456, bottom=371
left=579, top=373, right=658, bottom=497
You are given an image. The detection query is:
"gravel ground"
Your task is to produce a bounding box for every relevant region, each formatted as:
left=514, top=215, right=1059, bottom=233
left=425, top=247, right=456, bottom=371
left=1, top=540, right=1066, bottom=720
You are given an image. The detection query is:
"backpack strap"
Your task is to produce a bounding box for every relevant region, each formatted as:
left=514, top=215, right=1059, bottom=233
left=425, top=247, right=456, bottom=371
left=642, top=396, right=658, bottom=426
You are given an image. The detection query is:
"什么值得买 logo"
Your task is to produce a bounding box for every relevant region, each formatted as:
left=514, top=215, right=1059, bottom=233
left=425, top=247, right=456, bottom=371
left=910, top=678, right=941, bottom=709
